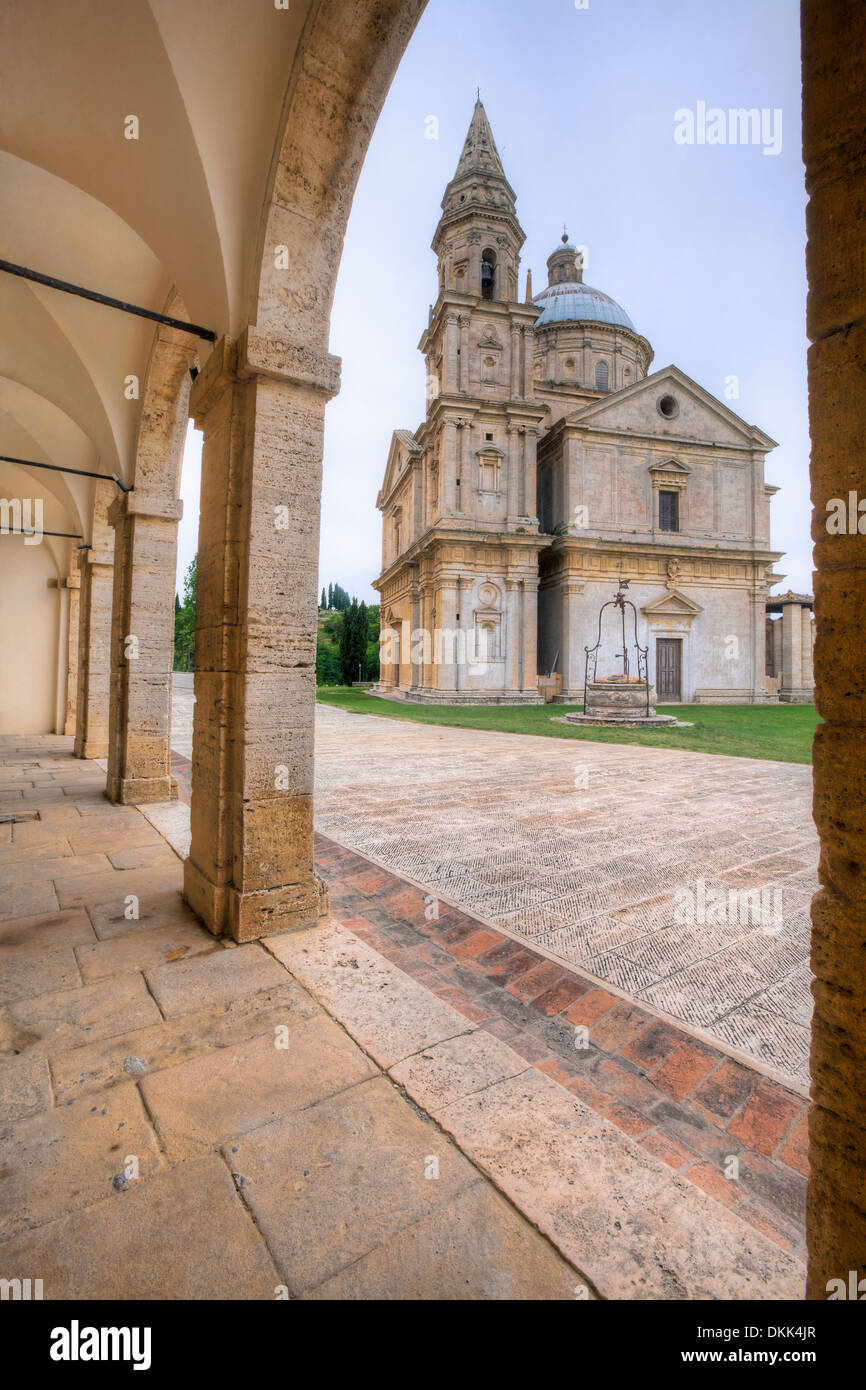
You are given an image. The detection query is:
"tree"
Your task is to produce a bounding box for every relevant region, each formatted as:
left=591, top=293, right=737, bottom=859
left=173, top=555, right=197, bottom=671
left=320, top=586, right=326, bottom=611
left=339, top=599, right=358, bottom=684
left=327, top=582, right=334, bottom=610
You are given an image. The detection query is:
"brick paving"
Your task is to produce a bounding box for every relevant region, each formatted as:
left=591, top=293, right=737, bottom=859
left=316, top=832, right=808, bottom=1259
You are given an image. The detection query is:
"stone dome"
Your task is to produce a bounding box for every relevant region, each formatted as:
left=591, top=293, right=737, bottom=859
left=533, top=279, right=636, bottom=330
left=532, top=235, right=636, bottom=331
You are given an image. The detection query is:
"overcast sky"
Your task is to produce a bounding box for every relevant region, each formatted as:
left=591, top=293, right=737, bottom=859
left=177, top=0, right=809, bottom=605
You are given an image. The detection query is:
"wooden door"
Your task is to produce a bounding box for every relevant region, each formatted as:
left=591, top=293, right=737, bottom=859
left=656, top=638, right=682, bottom=700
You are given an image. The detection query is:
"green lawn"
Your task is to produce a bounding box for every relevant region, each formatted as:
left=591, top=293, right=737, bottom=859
left=317, top=687, right=819, bottom=764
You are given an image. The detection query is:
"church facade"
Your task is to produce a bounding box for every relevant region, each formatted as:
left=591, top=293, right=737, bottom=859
left=374, top=100, right=808, bottom=705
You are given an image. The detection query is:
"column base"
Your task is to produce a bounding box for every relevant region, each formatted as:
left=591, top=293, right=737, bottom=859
left=779, top=688, right=814, bottom=704
left=74, top=739, right=109, bottom=760
left=183, top=858, right=330, bottom=943
left=104, top=774, right=176, bottom=805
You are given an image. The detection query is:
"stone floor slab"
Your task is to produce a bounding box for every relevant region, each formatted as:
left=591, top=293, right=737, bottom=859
left=0, top=1081, right=164, bottom=1239
left=0, top=1156, right=281, bottom=1299
left=4, top=973, right=162, bottom=1055
left=0, top=908, right=95, bottom=953
left=226, top=1075, right=480, bottom=1295
left=140, top=1020, right=376, bottom=1160
left=436, top=1068, right=804, bottom=1300
left=74, top=921, right=219, bottom=983
left=50, top=982, right=320, bottom=1102
left=265, top=920, right=477, bottom=1067
left=144, top=943, right=287, bottom=1017
left=302, top=1179, right=588, bottom=1300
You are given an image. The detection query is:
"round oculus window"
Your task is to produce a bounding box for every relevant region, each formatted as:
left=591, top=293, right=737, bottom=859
left=658, top=394, right=679, bottom=419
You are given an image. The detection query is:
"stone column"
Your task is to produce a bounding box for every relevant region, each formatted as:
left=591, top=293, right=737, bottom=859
left=63, top=573, right=80, bottom=737
left=105, top=491, right=184, bottom=803
left=410, top=582, right=422, bottom=692
left=520, top=575, right=539, bottom=696
left=780, top=600, right=806, bottom=702
left=750, top=588, right=768, bottom=703
left=183, top=329, right=340, bottom=943
left=506, top=425, right=520, bottom=520
left=510, top=325, right=522, bottom=397
left=523, top=427, right=538, bottom=520
left=523, top=325, right=535, bottom=398
left=803, top=0, right=866, bottom=1297
left=559, top=580, right=584, bottom=698
left=503, top=579, right=520, bottom=692
left=459, top=316, right=470, bottom=393
left=436, top=581, right=458, bottom=693
left=441, top=417, right=458, bottom=514
left=74, top=479, right=116, bottom=760
left=444, top=314, right=459, bottom=393
left=801, top=607, right=814, bottom=693
left=772, top=616, right=783, bottom=682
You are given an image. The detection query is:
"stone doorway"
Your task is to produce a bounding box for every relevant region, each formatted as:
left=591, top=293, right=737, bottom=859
left=656, top=637, right=682, bottom=701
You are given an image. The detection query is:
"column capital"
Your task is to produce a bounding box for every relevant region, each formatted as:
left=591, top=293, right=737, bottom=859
left=109, top=491, right=183, bottom=525
left=63, top=573, right=80, bottom=591
left=191, top=331, right=342, bottom=420
left=238, top=326, right=341, bottom=398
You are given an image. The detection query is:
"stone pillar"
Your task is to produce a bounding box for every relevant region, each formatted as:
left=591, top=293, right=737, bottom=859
left=183, top=330, right=339, bottom=943
left=801, top=607, right=814, bottom=693
left=63, top=573, right=80, bottom=737
left=510, top=325, right=522, bottom=397
left=521, top=574, right=539, bottom=695
left=780, top=601, right=803, bottom=701
left=504, top=579, right=520, bottom=692
left=410, top=582, right=422, bottom=692
left=559, top=581, right=579, bottom=697
left=105, top=492, right=184, bottom=803
left=436, top=581, right=458, bottom=693
left=457, top=418, right=469, bottom=514
left=523, top=325, right=535, bottom=398
left=444, top=314, right=459, bottom=393
left=523, top=427, right=538, bottom=520
left=506, top=425, right=520, bottom=520
left=772, top=616, right=783, bottom=682
left=74, top=479, right=116, bottom=760
left=803, top=0, right=866, bottom=1298
left=441, top=417, right=458, bottom=514
left=459, top=316, right=470, bottom=393
left=750, top=588, right=768, bottom=703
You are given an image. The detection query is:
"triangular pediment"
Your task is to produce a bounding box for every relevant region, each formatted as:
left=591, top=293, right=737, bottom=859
left=562, top=365, right=777, bottom=451
left=377, top=429, right=421, bottom=508
left=649, top=457, right=692, bottom=476
left=642, top=588, right=704, bottom=617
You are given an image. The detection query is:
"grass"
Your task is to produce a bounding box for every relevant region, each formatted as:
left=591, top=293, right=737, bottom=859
left=316, top=687, right=819, bottom=764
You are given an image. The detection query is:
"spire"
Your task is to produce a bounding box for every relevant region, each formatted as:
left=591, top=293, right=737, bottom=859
left=452, top=98, right=508, bottom=183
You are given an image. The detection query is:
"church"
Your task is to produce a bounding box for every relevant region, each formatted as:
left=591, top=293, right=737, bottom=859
left=374, top=99, right=811, bottom=705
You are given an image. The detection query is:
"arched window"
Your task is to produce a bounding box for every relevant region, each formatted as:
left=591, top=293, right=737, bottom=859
left=481, top=249, right=497, bottom=300
left=595, top=361, right=609, bottom=391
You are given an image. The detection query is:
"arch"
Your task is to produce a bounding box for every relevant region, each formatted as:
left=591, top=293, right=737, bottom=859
left=253, top=0, right=428, bottom=346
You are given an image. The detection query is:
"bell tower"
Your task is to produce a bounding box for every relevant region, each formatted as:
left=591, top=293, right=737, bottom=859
left=432, top=97, right=524, bottom=302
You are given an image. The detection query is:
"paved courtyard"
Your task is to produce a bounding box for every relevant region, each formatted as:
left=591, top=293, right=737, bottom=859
left=0, top=733, right=806, bottom=1298
left=170, top=682, right=816, bottom=1091
left=312, top=705, right=817, bottom=1090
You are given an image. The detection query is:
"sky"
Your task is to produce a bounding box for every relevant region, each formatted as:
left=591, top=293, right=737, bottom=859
left=177, top=0, right=809, bottom=605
